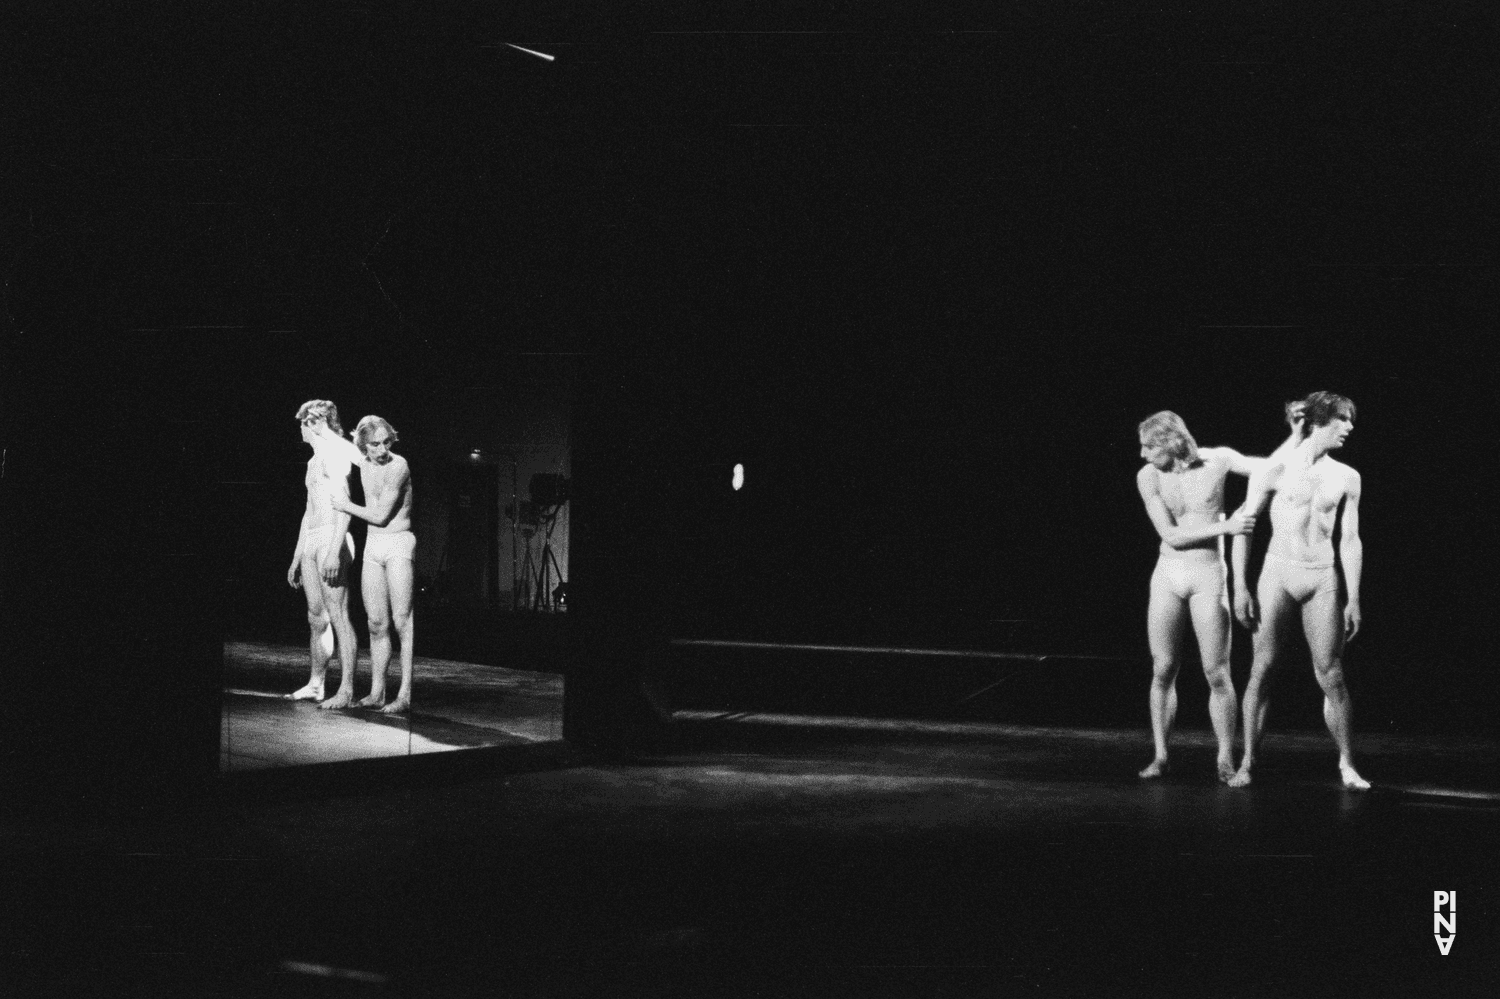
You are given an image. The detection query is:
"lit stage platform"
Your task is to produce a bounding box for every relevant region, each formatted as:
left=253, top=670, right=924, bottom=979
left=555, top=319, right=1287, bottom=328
left=219, top=641, right=564, bottom=770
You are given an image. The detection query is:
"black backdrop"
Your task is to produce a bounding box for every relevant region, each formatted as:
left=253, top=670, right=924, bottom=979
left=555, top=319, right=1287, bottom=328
left=3, top=2, right=1496, bottom=784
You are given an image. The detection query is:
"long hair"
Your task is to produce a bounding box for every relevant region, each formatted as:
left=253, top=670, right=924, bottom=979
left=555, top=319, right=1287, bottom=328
left=354, top=415, right=399, bottom=455
left=1137, top=410, right=1200, bottom=463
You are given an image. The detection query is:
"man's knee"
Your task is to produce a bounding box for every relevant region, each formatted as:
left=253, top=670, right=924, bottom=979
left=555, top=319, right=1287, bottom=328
left=307, top=608, right=329, bottom=631
left=391, top=615, right=413, bottom=640
left=1150, top=657, right=1179, bottom=685
left=1202, top=660, right=1233, bottom=691
left=1314, top=659, right=1349, bottom=696
left=367, top=613, right=391, bottom=639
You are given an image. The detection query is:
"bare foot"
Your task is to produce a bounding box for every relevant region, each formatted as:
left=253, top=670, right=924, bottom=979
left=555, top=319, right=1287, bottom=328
left=1226, top=768, right=1252, bottom=788
left=355, top=692, right=387, bottom=709
left=1138, top=758, right=1169, bottom=779
left=1217, top=759, right=1236, bottom=784
left=319, top=689, right=356, bottom=710
left=287, top=682, right=325, bottom=701
left=381, top=696, right=411, bottom=715
left=1340, top=764, right=1370, bottom=791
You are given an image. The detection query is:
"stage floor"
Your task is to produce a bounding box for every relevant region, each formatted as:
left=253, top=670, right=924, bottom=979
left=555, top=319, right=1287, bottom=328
left=219, top=641, right=564, bottom=769
left=5, top=709, right=1498, bottom=996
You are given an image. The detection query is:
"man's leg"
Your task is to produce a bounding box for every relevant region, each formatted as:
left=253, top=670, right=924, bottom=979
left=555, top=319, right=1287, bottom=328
left=356, top=563, right=392, bottom=708
left=290, top=550, right=332, bottom=700
left=1227, top=574, right=1294, bottom=787
left=381, top=552, right=416, bottom=715
left=1141, top=568, right=1186, bottom=778
left=1303, top=587, right=1369, bottom=790
left=1187, top=588, right=1237, bottom=781
left=318, top=550, right=360, bottom=710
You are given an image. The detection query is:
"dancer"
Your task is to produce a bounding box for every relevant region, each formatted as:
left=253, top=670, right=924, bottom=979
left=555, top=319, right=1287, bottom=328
left=1135, top=410, right=1302, bottom=780
left=286, top=400, right=367, bottom=708
left=1229, top=392, right=1368, bottom=789
left=331, top=416, right=416, bottom=714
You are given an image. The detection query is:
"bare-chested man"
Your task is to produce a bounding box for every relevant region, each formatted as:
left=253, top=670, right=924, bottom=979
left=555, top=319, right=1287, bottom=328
left=286, top=399, right=367, bottom=709
left=330, top=416, right=416, bottom=714
left=1229, top=392, right=1368, bottom=790
left=1135, top=411, right=1303, bottom=781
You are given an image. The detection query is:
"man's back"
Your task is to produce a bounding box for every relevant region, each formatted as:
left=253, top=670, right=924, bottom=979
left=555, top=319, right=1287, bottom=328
left=304, top=436, right=363, bottom=529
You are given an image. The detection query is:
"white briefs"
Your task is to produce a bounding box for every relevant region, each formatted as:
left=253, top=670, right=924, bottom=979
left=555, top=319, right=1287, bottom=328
left=1150, top=547, right=1228, bottom=604
left=364, top=530, right=416, bottom=568
left=304, top=524, right=356, bottom=561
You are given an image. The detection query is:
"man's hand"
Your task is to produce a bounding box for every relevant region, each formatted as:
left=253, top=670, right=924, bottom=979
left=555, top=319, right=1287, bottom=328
left=319, top=548, right=340, bottom=585
left=1285, top=400, right=1306, bottom=438
left=1344, top=602, right=1361, bottom=643
left=329, top=495, right=353, bottom=515
left=1235, top=590, right=1259, bottom=630
left=1226, top=510, right=1257, bottom=536
left=287, top=562, right=302, bottom=589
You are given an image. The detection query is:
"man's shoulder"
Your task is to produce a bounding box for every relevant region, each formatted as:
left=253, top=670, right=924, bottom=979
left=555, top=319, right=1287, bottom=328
left=332, top=438, right=364, bottom=464
left=318, top=440, right=360, bottom=474
left=366, top=453, right=410, bottom=478
left=1135, top=464, right=1159, bottom=489
left=1327, top=458, right=1360, bottom=484
left=1196, top=447, right=1236, bottom=469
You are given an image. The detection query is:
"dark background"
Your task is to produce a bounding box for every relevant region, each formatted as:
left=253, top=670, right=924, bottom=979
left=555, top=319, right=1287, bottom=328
left=2, top=1, right=1496, bottom=780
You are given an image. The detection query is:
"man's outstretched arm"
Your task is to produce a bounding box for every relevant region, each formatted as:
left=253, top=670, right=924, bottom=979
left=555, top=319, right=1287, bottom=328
left=1218, top=408, right=1306, bottom=478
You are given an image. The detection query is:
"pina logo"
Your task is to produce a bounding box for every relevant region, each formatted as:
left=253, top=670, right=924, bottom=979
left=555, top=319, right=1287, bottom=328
left=1434, top=891, right=1456, bottom=955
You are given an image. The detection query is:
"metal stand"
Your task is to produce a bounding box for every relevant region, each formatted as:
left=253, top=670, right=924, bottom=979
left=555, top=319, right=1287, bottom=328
left=517, top=524, right=538, bottom=609
left=532, top=505, right=567, bottom=612
left=496, top=451, right=521, bottom=611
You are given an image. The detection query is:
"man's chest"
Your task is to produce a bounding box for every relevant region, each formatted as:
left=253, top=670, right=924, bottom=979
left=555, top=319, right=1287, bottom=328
left=360, top=463, right=390, bottom=499
left=1158, top=466, right=1224, bottom=513
left=1274, top=466, right=1343, bottom=514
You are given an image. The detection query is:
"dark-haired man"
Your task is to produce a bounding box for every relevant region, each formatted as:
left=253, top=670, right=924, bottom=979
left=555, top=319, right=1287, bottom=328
left=1229, top=392, right=1368, bottom=790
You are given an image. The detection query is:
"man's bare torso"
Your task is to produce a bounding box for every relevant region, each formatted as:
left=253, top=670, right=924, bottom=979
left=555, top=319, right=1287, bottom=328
left=1266, top=455, right=1353, bottom=562
left=304, top=438, right=361, bottom=531
left=1144, top=448, right=1232, bottom=555
left=360, top=453, right=413, bottom=535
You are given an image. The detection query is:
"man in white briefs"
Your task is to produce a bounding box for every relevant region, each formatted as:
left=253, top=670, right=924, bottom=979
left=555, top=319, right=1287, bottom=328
left=1135, top=409, right=1303, bottom=781
left=1229, top=391, right=1369, bottom=790
left=331, top=416, right=416, bottom=714
left=286, top=399, right=367, bottom=709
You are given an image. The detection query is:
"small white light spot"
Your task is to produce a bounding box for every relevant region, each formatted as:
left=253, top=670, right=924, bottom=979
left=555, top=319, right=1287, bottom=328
left=732, top=463, right=745, bottom=491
